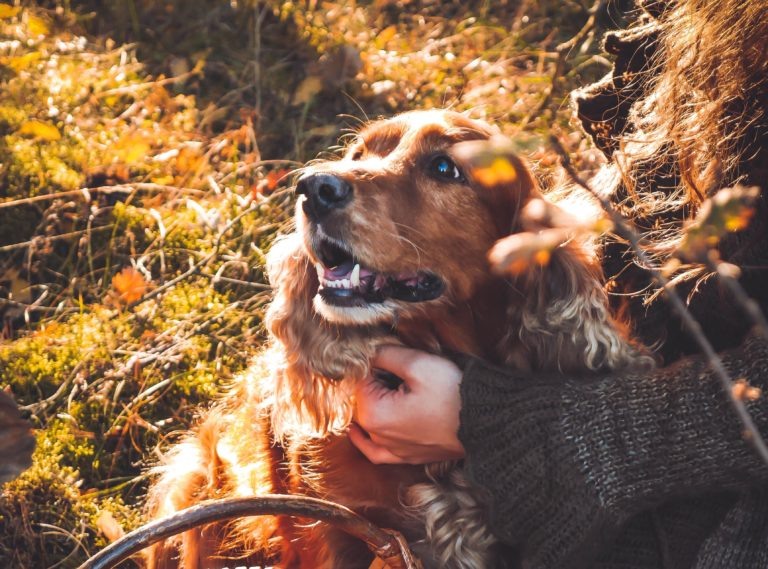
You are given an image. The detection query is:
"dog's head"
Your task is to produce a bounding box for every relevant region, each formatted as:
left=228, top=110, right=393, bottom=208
left=293, top=110, right=537, bottom=326
left=265, top=110, right=648, bottom=436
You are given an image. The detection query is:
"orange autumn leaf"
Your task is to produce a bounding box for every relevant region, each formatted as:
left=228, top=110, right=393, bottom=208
left=266, top=168, right=291, bottom=191
left=677, top=185, right=760, bottom=262
left=732, top=379, right=762, bottom=402
left=255, top=168, right=292, bottom=196
left=111, top=267, right=149, bottom=304
left=472, top=156, right=519, bottom=186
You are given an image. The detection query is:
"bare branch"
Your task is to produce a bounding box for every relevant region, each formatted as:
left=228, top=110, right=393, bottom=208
left=0, top=225, right=114, bottom=254
left=126, top=202, right=261, bottom=309
left=550, top=134, right=768, bottom=464
left=77, top=495, right=423, bottom=569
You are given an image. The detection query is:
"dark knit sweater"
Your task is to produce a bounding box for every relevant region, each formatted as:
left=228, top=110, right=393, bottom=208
left=458, top=335, right=768, bottom=569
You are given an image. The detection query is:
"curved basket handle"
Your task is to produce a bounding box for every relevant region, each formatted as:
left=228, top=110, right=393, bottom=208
left=77, top=494, right=423, bottom=569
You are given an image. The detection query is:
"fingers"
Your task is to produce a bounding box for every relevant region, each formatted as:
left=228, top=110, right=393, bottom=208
left=348, top=423, right=406, bottom=464
left=371, top=345, right=425, bottom=388
left=372, top=345, right=462, bottom=395
left=354, top=374, right=400, bottom=430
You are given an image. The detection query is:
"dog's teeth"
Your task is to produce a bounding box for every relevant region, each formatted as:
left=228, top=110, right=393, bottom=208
left=350, top=264, right=360, bottom=287
left=341, top=279, right=350, bottom=288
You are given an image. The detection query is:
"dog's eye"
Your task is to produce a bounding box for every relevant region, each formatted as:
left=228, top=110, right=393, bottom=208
left=350, top=147, right=364, bottom=161
left=428, top=155, right=464, bottom=182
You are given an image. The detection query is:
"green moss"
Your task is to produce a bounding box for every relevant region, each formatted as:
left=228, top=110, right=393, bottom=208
left=0, top=313, right=113, bottom=404
left=0, top=423, right=141, bottom=568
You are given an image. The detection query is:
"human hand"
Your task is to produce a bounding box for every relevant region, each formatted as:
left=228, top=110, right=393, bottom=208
left=348, top=345, right=466, bottom=465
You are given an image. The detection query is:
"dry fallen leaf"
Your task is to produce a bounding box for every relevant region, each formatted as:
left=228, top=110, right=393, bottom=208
left=292, top=75, right=323, bottom=106
left=111, top=267, right=149, bottom=305
left=0, top=4, right=21, bottom=19
left=18, top=120, right=61, bottom=141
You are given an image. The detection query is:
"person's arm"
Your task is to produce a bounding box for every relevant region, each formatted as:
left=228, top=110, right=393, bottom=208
left=459, top=332, right=768, bottom=569
left=352, top=336, right=768, bottom=569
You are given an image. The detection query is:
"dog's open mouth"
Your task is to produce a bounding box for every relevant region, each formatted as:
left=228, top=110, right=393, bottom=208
left=314, top=238, right=444, bottom=307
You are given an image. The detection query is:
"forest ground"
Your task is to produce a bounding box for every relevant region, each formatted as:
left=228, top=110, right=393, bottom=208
left=0, top=1, right=633, bottom=566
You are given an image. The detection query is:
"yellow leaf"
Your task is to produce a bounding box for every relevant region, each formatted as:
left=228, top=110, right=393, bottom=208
left=151, top=175, right=175, bottom=185
left=292, top=75, right=323, bottom=106
left=374, top=25, right=397, bottom=49
left=18, top=120, right=61, bottom=141
left=6, top=51, right=42, bottom=71
left=472, top=157, right=518, bottom=186
left=112, top=134, right=151, bottom=165
left=26, top=13, right=49, bottom=36
left=175, top=146, right=204, bottom=174
left=723, top=207, right=754, bottom=231
left=676, top=185, right=760, bottom=262
left=0, top=4, right=21, bottom=19
left=590, top=217, right=615, bottom=234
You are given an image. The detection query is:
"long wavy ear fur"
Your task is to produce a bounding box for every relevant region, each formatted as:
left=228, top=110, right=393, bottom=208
left=513, top=239, right=644, bottom=372
left=265, top=234, right=371, bottom=439
left=497, top=181, right=652, bottom=374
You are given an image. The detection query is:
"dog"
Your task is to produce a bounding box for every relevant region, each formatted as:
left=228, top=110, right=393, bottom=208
left=145, top=109, right=649, bottom=569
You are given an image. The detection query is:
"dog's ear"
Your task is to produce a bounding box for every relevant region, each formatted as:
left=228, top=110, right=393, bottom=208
left=264, top=234, right=367, bottom=439
left=500, top=193, right=650, bottom=373
left=456, top=141, right=648, bottom=374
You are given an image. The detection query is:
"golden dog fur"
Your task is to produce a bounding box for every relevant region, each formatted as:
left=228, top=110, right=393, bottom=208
left=145, top=110, right=648, bottom=569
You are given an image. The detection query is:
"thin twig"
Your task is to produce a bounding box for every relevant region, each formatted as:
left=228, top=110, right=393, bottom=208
left=95, top=67, right=204, bottom=99
left=0, top=184, right=205, bottom=210
left=520, top=0, right=606, bottom=129
left=550, top=134, right=768, bottom=464
left=0, top=226, right=114, bottom=254
left=77, top=495, right=423, bottom=569
left=0, top=298, right=61, bottom=313
left=19, top=360, right=87, bottom=415
left=126, top=203, right=260, bottom=309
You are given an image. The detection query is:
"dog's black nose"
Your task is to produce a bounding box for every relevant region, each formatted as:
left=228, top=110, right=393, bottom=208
left=295, top=173, right=353, bottom=220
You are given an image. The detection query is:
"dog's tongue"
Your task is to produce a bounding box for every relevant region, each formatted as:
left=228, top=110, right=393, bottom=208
left=323, top=261, right=376, bottom=283
left=325, top=261, right=355, bottom=279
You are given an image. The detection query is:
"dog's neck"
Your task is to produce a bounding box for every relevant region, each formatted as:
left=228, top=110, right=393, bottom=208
left=393, top=275, right=511, bottom=363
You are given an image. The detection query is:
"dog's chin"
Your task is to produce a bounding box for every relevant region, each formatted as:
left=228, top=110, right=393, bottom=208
left=313, top=295, right=396, bottom=325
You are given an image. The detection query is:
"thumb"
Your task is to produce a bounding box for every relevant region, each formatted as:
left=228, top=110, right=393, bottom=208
left=348, top=423, right=406, bottom=465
